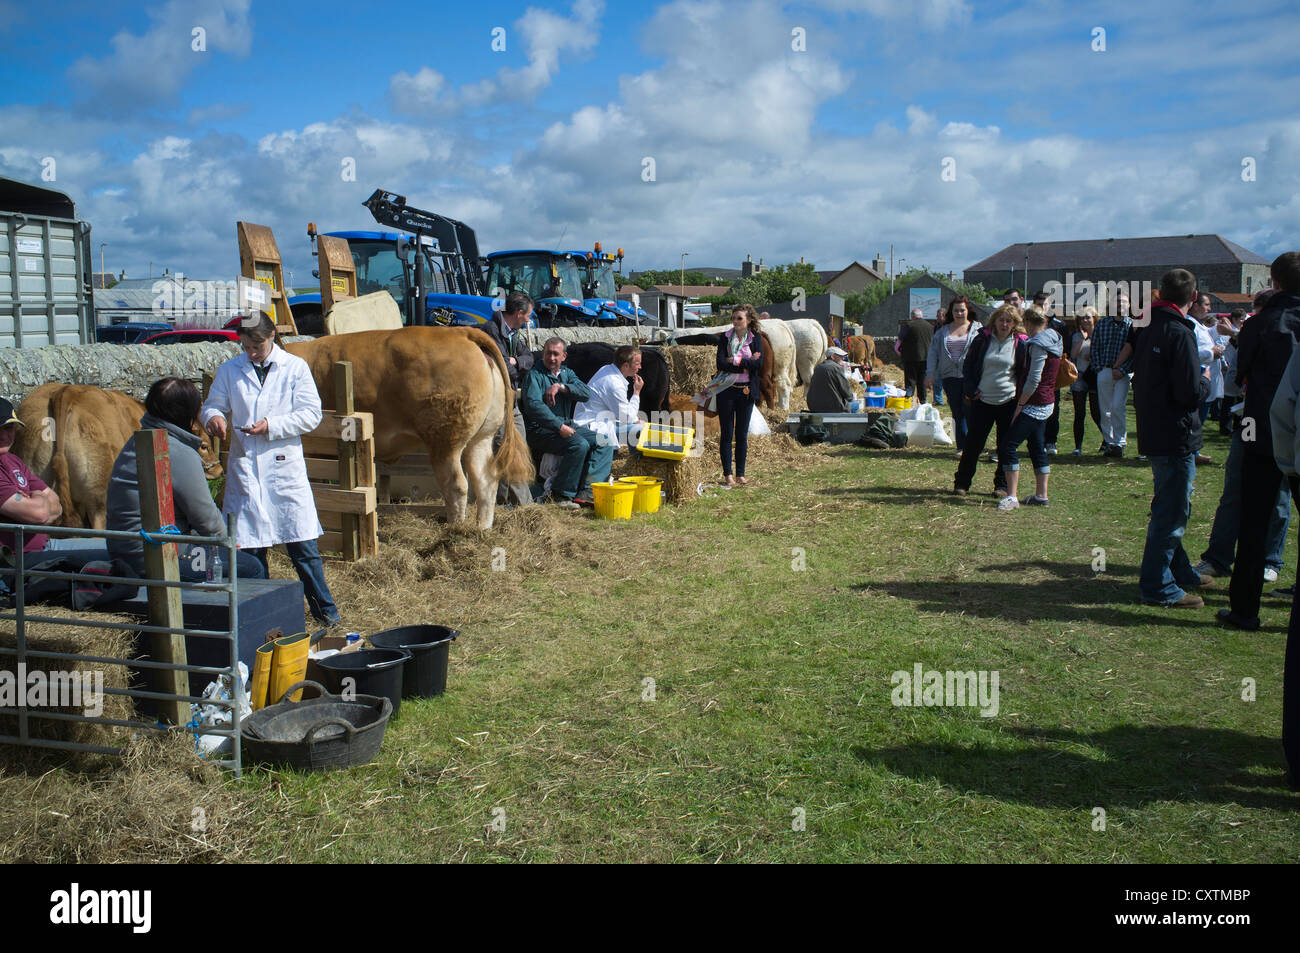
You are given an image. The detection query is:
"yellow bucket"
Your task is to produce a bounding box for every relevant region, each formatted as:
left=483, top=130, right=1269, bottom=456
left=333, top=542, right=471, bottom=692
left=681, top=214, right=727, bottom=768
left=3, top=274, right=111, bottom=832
left=590, top=482, right=636, bottom=519
left=616, top=477, right=663, bottom=513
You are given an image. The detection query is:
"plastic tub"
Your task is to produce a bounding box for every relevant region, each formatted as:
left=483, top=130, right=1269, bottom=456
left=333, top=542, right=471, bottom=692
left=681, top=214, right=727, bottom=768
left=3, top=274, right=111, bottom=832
left=370, top=625, right=459, bottom=697
left=615, top=477, right=663, bottom=513
left=591, top=481, right=636, bottom=519
left=849, top=399, right=863, bottom=414
left=316, top=648, right=411, bottom=718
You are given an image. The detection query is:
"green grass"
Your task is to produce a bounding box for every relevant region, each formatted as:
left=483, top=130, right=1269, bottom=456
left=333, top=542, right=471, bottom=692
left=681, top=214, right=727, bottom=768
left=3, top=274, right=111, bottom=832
left=235, top=405, right=1297, bottom=862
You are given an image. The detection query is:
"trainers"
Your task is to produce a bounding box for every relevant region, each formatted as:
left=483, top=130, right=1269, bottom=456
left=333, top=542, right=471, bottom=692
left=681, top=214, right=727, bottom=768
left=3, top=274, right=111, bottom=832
left=1142, top=593, right=1205, bottom=608
left=1022, top=495, right=1049, bottom=506
left=1193, top=560, right=1226, bottom=578
left=1264, top=567, right=1279, bottom=583
left=997, top=496, right=1020, bottom=511
left=556, top=499, right=582, bottom=511
left=952, top=487, right=968, bottom=497
left=987, top=451, right=998, bottom=464
left=1274, top=586, right=1295, bottom=598
left=1071, top=447, right=1082, bottom=456
left=1046, top=444, right=1057, bottom=455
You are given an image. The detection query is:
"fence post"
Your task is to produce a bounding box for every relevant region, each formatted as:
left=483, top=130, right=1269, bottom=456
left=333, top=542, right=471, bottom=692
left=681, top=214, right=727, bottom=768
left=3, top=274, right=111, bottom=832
left=334, top=361, right=360, bottom=561
left=135, top=429, right=190, bottom=726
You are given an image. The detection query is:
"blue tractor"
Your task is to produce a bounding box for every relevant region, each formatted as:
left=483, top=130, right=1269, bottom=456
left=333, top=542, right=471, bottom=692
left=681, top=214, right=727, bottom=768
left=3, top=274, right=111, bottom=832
left=482, top=249, right=600, bottom=327
left=568, top=244, right=651, bottom=326
left=288, top=189, right=596, bottom=332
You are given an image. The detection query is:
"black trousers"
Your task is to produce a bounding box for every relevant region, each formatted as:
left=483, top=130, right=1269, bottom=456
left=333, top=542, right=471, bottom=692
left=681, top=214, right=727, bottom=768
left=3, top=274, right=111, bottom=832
left=1287, top=476, right=1300, bottom=779
left=903, top=361, right=928, bottom=404
left=954, top=399, right=1012, bottom=492
left=1072, top=388, right=1101, bottom=449
left=717, top=384, right=755, bottom=477
left=1045, top=390, right=1062, bottom=445
left=1229, top=452, right=1285, bottom=621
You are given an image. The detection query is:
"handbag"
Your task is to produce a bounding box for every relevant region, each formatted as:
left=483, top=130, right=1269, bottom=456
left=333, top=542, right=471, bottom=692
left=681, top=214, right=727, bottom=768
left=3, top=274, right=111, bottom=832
left=1053, top=356, right=1079, bottom=390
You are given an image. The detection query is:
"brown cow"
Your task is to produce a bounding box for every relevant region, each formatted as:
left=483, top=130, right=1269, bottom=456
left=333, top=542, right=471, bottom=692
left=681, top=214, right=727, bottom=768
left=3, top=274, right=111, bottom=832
left=286, top=326, right=533, bottom=529
left=666, top=393, right=721, bottom=438
left=847, top=334, right=878, bottom=369
left=13, top=383, right=224, bottom=530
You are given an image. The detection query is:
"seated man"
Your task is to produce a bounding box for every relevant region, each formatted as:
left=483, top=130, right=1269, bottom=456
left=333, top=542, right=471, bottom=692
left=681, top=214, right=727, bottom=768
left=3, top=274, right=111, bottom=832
left=574, top=345, right=644, bottom=451
left=806, top=346, right=854, bottom=413
left=107, top=377, right=266, bottom=582
left=0, top=397, right=110, bottom=584
left=521, top=337, right=612, bottom=510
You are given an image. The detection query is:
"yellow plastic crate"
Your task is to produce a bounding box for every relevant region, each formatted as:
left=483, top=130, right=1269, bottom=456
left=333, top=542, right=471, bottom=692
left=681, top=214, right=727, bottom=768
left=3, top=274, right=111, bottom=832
left=885, top=395, right=913, bottom=411
left=636, top=423, right=695, bottom=461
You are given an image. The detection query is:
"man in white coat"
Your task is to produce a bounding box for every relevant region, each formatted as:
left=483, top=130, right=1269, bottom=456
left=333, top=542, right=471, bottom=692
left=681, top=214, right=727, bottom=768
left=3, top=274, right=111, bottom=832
left=200, top=313, right=340, bottom=625
left=574, top=346, right=644, bottom=450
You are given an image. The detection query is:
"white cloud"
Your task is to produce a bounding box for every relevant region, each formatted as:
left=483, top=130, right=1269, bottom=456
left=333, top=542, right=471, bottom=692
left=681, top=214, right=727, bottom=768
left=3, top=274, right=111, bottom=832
left=68, top=0, right=253, bottom=114
left=389, top=0, right=604, bottom=115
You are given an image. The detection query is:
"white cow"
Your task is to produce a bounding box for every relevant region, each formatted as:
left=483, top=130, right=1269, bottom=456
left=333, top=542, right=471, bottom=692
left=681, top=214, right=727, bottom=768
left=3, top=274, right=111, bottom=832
left=786, top=318, right=829, bottom=388
left=760, top=318, right=798, bottom=409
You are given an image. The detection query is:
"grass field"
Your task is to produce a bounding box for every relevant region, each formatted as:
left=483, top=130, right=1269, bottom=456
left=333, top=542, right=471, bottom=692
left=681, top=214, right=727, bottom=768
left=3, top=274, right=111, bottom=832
left=238, top=403, right=1298, bottom=863
left=4, top=400, right=1296, bottom=863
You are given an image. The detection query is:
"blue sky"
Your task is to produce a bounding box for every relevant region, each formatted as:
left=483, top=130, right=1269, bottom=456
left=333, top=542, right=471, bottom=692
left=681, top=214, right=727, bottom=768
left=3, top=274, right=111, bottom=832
left=2, top=0, right=1297, bottom=285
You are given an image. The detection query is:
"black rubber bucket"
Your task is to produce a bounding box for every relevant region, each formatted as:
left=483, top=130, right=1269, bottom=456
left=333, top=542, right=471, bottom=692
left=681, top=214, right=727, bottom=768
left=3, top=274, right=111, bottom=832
left=369, top=626, right=459, bottom=698
left=316, top=648, right=411, bottom=718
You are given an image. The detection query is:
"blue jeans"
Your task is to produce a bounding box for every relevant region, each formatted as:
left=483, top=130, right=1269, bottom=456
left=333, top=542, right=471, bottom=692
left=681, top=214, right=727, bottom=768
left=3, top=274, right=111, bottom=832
left=942, top=378, right=967, bottom=450
left=1202, top=429, right=1290, bottom=573
left=1140, top=453, right=1202, bottom=603
left=999, top=411, right=1050, bottom=474
left=530, top=425, right=613, bottom=501
left=249, top=539, right=338, bottom=623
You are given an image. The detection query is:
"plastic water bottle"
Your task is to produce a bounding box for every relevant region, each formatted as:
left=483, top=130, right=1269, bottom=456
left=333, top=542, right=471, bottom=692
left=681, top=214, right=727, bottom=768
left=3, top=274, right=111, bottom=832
left=212, top=549, right=223, bottom=583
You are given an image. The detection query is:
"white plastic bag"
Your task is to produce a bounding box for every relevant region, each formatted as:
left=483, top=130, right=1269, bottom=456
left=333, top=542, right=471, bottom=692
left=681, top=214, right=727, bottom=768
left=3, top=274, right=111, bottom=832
left=894, top=411, right=953, bottom=447
left=748, top=412, right=771, bottom=436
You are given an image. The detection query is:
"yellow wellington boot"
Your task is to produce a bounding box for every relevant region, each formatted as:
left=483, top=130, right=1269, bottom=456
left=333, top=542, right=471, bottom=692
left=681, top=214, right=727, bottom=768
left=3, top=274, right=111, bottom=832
left=267, top=631, right=311, bottom=705
left=249, top=642, right=274, bottom=711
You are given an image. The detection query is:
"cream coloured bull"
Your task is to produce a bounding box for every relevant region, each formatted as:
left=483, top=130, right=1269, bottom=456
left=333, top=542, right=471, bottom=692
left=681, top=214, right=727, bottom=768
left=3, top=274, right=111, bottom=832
left=760, top=318, right=798, bottom=409
left=786, top=319, right=829, bottom=388
left=285, top=326, right=533, bottom=529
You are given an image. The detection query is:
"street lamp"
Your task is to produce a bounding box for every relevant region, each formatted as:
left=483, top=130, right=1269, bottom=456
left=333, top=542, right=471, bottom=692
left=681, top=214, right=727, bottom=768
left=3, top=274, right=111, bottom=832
left=1024, top=242, right=1033, bottom=300
left=99, top=242, right=107, bottom=287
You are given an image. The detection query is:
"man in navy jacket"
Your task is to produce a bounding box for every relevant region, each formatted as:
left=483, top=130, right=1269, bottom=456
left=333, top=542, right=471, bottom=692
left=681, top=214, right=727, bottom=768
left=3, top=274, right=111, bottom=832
left=1132, top=269, right=1212, bottom=608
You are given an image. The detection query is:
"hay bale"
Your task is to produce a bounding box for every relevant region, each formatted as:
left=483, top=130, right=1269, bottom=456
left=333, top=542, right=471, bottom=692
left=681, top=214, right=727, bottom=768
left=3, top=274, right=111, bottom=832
left=613, top=451, right=706, bottom=504
left=0, top=731, right=255, bottom=863
left=0, top=613, right=138, bottom=759
left=664, top=346, right=718, bottom=397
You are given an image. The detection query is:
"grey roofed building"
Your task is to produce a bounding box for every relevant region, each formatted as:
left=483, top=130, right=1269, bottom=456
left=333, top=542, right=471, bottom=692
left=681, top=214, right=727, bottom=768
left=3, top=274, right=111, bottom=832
left=94, top=274, right=242, bottom=327
left=965, top=234, right=1272, bottom=300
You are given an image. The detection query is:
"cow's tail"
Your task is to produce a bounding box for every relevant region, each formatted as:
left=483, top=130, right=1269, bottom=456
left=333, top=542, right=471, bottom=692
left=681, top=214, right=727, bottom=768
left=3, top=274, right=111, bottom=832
left=470, top=329, right=536, bottom=488
left=47, top=388, right=77, bottom=528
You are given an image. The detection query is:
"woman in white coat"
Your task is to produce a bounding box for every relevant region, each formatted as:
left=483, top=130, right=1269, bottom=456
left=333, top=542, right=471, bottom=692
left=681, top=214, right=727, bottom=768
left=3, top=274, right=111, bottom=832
left=200, top=313, right=340, bottom=625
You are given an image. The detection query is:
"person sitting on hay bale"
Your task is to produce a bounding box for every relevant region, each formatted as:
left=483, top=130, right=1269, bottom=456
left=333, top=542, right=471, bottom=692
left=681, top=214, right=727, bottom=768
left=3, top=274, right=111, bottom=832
left=522, top=337, right=612, bottom=511
left=0, top=397, right=116, bottom=596
left=574, top=345, right=645, bottom=453
left=107, top=378, right=267, bottom=584
left=806, top=347, right=854, bottom=414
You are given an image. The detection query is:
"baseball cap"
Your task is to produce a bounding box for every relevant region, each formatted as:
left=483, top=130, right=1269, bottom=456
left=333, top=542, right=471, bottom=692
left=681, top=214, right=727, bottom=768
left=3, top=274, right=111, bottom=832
left=827, top=346, right=848, bottom=357
left=0, top=398, right=22, bottom=427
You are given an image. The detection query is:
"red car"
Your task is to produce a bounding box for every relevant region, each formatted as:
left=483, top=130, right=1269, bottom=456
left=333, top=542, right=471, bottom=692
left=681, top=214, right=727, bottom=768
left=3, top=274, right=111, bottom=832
left=140, top=329, right=241, bottom=345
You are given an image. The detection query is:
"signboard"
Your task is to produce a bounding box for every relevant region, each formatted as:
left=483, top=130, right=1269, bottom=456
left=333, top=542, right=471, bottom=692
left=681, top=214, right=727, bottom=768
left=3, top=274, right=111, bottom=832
left=16, top=237, right=43, bottom=255
left=909, top=287, right=942, bottom=319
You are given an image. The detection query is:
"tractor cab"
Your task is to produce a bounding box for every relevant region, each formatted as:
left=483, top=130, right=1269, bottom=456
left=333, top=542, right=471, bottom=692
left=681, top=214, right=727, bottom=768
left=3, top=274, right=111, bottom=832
left=484, top=250, right=597, bottom=326
left=570, top=244, right=649, bottom=326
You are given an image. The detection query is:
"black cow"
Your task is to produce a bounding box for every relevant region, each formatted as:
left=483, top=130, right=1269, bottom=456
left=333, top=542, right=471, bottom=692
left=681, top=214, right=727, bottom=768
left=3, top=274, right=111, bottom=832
left=528, top=343, right=670, bottom=414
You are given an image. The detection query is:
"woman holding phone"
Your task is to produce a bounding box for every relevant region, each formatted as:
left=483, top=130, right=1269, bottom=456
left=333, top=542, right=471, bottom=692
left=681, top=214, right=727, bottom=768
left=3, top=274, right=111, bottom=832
left=200, top=312, right=340, bottom=625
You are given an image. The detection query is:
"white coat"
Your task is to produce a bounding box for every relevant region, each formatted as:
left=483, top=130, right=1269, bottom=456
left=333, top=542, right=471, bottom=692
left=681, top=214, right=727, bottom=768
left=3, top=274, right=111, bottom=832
left=574, top=363, right=640, bottom=448
left=199, top=343, right=324, bottom=548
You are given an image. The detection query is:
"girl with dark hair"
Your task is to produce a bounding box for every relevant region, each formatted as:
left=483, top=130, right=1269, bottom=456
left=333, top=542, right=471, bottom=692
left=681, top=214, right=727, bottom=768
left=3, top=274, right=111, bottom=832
left=925, top=296, right=981, bottom=451
left=715, top=304, right=764, bottom=486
